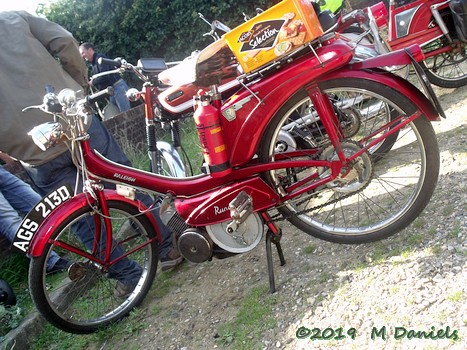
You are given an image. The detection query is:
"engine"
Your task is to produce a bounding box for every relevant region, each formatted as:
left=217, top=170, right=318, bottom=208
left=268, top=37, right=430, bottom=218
left=159, top=192, right=263, bottom=263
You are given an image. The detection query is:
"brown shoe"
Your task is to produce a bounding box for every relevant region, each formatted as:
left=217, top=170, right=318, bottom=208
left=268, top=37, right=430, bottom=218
left=114, top=281, right=137, bottom=298
left=160, top=249, right=184, bottom=272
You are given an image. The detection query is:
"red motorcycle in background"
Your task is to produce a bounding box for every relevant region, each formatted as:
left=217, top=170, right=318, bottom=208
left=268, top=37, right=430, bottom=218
left=15, top=0, right=444, bottom=334
left=319, top=0, right=467, bottom=88
left=378, top=0, right=467, bottom=88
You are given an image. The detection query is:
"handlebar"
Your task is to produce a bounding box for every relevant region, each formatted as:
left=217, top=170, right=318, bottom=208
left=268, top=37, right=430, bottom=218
left=86, top=86, right=114, bottom=105
left=94, top=56, right=151, bottom=84
left=97, top=57, right=123, bottom=68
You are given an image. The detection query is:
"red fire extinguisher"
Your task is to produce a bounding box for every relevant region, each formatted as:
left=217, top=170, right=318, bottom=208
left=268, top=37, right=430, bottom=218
left=193, top=91, right=231, bottom=177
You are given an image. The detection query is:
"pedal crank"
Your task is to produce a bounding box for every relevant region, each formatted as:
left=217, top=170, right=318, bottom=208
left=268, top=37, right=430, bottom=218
left=226, top=190, right=253, bottom=233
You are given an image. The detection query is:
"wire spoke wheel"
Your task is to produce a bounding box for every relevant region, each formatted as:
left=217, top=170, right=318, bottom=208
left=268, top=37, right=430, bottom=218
left=29, top=201, right=158, bottom=333
left=421, top=36, right=467, bottom=88
left=260, top=78, right=439, bottom=243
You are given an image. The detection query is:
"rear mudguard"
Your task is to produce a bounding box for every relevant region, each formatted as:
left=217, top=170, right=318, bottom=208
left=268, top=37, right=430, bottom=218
left=350, top=43, right=424, bottom=68
left=156, top=140, right=186, bottom=177
left=322, top=69, right=442, bottom=121
left=27, top=190, right=162, bottom=258
left=323, top=44, right=443, bottom=121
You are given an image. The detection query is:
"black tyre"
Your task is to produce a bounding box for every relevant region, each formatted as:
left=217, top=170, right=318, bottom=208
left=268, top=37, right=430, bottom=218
left=29, top=200, right=158, bottom=333
left=259, top=78, right=439, bottom=243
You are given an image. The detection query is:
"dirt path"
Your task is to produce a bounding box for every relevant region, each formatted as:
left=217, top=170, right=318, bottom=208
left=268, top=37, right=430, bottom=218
left=84, top=85, right=466, bottom=350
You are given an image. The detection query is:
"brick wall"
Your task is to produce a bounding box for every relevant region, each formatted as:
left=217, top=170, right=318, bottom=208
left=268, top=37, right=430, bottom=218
left=103, top=104, right=147, bottom=151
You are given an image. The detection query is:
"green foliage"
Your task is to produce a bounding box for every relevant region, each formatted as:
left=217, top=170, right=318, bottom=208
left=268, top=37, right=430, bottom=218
left=0, top=253, right=29, bottom=287
left=217, top=286, right=277, bottom=349
left=0, top=253, right=32, bottom=334
left=40, top=0, right=277, bottom=64
left=0, top=304, right=23, bottom=336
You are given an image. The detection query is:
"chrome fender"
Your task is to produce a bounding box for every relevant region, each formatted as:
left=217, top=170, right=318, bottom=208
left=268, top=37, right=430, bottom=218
left=156, top=140, right=186, bottom=177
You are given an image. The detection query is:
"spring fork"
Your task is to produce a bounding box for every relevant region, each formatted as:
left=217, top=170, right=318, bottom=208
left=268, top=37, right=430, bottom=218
left=142, top=83, right=162, bottom=173
left=94, top=186, right=113, bottom=264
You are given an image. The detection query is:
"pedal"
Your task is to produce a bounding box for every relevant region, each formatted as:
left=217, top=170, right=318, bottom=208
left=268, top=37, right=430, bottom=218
left=226, top=191, right=252, bottom=233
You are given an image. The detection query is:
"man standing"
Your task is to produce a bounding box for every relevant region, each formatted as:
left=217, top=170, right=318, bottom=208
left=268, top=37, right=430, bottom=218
left=0, top=11, right=181, bottom=296
left=79, top=42, right=131, bottom=113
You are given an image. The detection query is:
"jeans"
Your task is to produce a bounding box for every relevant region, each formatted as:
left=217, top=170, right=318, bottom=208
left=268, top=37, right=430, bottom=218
left=24, top=116, right=173, bottom=284
left=0, top=166, right=59, bottom=271
left=110, top=79, right=131, bottom=113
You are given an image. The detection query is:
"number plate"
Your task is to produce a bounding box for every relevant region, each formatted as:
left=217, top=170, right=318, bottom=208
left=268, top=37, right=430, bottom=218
left=12, top=185, right=72, bottom=253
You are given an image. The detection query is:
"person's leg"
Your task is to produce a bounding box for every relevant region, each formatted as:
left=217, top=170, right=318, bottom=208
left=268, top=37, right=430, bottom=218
left=110, top=80, right=131, bottom=112
left=0, top=166, right=41, bottom=214
left=0, top=167, right=61, bottom=270
left=0, top=191, right=24, bottom=244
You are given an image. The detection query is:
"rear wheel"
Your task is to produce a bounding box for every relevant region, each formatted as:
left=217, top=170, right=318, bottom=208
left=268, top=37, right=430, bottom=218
left=29, top=200, right=158, bottom=333
left=259, top=78, right=439, bottom=243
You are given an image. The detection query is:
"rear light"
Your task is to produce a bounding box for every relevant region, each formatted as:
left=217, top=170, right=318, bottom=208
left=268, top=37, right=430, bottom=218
left=366, top=2, right=388, bottom=28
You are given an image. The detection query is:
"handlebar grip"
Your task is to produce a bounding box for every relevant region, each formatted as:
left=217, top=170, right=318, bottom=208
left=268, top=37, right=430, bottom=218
left=97, top=57, right=122, bottom=68
left=86, top=86, right=114, bottom=105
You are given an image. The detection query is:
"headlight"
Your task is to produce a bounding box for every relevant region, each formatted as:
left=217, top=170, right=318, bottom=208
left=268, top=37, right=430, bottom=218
left=28, top=122, right=63, bottom=151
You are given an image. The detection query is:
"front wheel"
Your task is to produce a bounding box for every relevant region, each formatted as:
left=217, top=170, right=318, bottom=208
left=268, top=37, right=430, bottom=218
left=29, top=200, right=158, bottom=333
left=259, top=78, right=440, bottom=243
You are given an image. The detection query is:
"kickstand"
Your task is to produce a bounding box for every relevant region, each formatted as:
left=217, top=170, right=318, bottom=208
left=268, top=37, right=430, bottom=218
left=266, top=228, right=286, bottom=293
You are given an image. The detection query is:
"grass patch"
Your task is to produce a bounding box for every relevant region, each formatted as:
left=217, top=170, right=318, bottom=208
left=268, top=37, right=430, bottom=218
left=0, top=253, right=34, bottom=335
left=405, top=231, right=425, bottom=246
left=449, top=221, right=462, bottom=238
left=216, top=286, right=277, bottom=349
left=412, top=218, right=426, bottom=229
left=442, top=205, right=455, bottom=216
left=303, top=244, right=316, bottom=254
left=32, top=323, right=95, bottom=350
left=150, top=269, right=178, bottom=299
left=447, top=291, right=464, bottom=303
left=425, top=245, right=443, bottom=256
left=351, top=261, right=368, bottom=273
left=32, top=308, right=147, bottom=350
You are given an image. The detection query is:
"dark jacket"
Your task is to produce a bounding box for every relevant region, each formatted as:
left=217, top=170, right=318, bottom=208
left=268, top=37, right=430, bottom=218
left=90, top=52, right=121, bottom=90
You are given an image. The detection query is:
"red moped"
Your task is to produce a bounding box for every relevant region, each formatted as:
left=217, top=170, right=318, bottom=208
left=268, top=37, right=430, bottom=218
left=15, top=4, right=443, bottom=334
left=386, top=0, right=467, bottom=88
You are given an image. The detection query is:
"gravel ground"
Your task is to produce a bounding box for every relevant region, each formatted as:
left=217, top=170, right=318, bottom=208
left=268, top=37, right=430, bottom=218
left=88, top=84, right=466, bottom=350
left=31, top=84, right=467, bottom=350
left=84, top=84, right=466, bottom=350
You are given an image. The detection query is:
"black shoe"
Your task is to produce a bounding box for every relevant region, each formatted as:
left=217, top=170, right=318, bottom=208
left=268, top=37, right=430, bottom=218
left=114, top=281, right=137, bottom=298
left=47, top=258, right=71, bottom=274
left=160, top=249, right=184, bottom=272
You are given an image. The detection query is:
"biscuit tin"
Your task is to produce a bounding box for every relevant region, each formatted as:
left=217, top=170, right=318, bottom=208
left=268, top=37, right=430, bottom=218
left=223, top=0, right=323, bottom=73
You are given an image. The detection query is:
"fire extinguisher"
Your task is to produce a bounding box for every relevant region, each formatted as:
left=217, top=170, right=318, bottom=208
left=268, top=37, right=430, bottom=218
left=193, top=91, right=231, bottom=177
